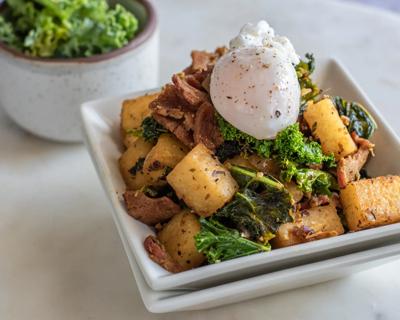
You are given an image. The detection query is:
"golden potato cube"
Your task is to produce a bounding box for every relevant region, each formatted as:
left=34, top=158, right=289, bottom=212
left=143, top=134, right=189, bottom=183
left=119, top=138, right=153, bottom=190
left=167, top=143, right=239, bottom=217
left=272, top=205, right=344, bottom=248
left=158, top=210, right=205, bottom=271
left=304, top=98, right=357, bottom=160
left=340, top=176, right=400, bottom=231
left=121, top=93, right=159, bottom=147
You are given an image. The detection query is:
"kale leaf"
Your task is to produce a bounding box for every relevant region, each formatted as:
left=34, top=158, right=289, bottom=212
left=0, top=15, right=20, bottom=48
left=332, top=96, right=377, bottom=139
left=296, top=53, right=321, bottom=109
left=194, top=218, right=271, bottom=264
left=217, top=113, right=274, bottom=159
left=215, top=166, right=293, bottom=242
left=128, top=117, right=169, bottom=143
left=0, top=0, right=139, bottom=58
left=274, top=123, right=335, bottom=167
left=280, top=160, right=338, bottom=195
left=215, top=140, right=241, bottom=163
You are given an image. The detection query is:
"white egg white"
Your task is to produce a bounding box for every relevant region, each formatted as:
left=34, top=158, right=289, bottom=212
left=210, top=46, right=300, bottom=140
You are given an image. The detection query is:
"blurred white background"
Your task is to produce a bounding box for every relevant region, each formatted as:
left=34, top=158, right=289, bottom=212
left=345, top=0, right=400, bottom=12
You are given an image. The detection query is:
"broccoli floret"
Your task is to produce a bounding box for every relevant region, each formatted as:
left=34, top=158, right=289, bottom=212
left=194, top=218, right=271, bottom=264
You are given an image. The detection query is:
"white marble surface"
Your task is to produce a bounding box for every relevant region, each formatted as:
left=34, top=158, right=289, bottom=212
left=1, top=0, right=400, bottom=319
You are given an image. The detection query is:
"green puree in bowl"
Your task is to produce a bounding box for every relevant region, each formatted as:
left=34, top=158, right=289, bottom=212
left=0, top=0, right=139, bottom=58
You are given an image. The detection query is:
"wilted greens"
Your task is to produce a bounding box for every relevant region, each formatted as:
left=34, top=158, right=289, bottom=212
left=0, top=0, right=139, bottom=58
left=195, top=218, right=271, bottom=264
left=217, top=113, right=274, bottom=159
left=296, top=53, right=321, bottom=108
left=332, top=96, right=377, bottom=139
left=280, top=160, right=338, bottom=196
left=215, top=166, right=293, bottom=243
left=128, top=117, right=168, bottom=143
left=215, top=140, right=241, bottom=163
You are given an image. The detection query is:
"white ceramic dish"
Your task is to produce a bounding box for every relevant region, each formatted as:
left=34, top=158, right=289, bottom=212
left=121, top=229, right=400, bottom=313
left=81, top=57, right=400, bottom=291
left=0, top=0, right=159, bottom=142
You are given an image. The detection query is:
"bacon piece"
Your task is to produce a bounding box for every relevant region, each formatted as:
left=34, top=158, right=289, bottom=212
left=152, top=113, right=194, bottom=148
left=150, top=84, right=185, bottom=113
left=123, top=191, right=181, bottom=226
left=143, top=236, right=184, bottom=273
left=191, top=50, right=213, bottom=72
left=186, top=47, right=227, bottom=74
left=149, top=48, right=227, bottom=149
left=337, top=147, right=370, bottom=188
left=172, top=74, right=209, bottom=109
left=185, top=70, right=211, bottom=91
left=193, top=101, right=223, bottom=151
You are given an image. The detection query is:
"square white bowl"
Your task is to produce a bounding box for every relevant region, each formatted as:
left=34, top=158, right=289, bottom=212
left=81, top=57, right=400, bottom=291
left=120, top=226, right=400, bottom=313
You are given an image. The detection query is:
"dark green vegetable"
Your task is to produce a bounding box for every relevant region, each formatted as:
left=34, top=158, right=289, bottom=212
left=143, top=184, right=179, bottom=202
left=217, top=115, right=335, bottom=168
left=296, top=53, right=321, bottom=108
left=217, top=113, right=273, bottom=159
left=215, top=166, right=293, bottom=242
left=128, top=157, right=144, bottom=176
left=0, top=0, right=139, bottom=58
left=128, top=117, right=168, bottom=143
left=194, top=218, right=271, bottom=264
left=215, top=140, right=241, bottom=162
left=280, top=160, right=338, bottom=195
left=0, top=15, right=19, bottom=48
left=274, top=123, right=335, bottom=167
left=332, top=96, right=377, bottom=139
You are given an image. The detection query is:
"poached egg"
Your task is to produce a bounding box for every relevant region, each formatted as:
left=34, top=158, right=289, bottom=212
left=210, top=21, right=301, bottom=140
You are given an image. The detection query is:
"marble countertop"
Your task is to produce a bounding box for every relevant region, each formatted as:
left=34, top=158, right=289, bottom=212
left=1, top=0, right=400, bottom=319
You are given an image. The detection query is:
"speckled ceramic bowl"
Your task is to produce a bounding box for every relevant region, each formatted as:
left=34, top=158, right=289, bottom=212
left=0, top=0, right=158, bottom=142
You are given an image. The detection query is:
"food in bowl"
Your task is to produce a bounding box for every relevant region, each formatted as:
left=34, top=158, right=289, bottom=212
left=0, top=0, right=139, bottom=58
left=117, top=20, right=400, bottom=273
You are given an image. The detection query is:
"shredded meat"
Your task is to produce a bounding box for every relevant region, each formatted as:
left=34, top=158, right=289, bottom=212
left=193, top=101, right=224, bottom=151
left=152, top=113, right=194, bottom=147
left=185, top=71, right=211, bottom=91
left=337, top=147, right=370, bottom=188
left=172, top=74, right=209, bottom=109
left=149, top=48, right=226, bottom=151
left=143, top=236, right=183, bottom=273
left=186, top=47, right=227, bottom=74
left=191, top=51, right=213, bottom=72
left=123, top=191, right=181, bottom=226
